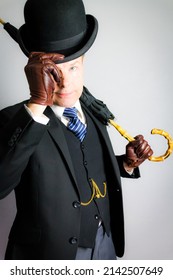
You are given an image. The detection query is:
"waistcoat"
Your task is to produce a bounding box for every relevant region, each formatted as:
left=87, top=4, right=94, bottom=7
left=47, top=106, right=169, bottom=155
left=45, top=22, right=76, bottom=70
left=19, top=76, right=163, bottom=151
left=61, top=110, right=111, bottom=248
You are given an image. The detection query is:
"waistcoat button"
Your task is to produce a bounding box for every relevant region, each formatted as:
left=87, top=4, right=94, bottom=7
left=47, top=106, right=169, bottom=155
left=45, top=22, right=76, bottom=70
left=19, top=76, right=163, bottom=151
left=81, top=144, right=85, bottom=149
left=73, top=201, right=81, bottom=208
left=69, top=237, right=78, bottom=245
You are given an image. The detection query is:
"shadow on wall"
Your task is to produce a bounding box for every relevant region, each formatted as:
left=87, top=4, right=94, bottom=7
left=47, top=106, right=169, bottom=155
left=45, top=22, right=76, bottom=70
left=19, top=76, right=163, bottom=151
left=0, top=192, right=16, bottom=259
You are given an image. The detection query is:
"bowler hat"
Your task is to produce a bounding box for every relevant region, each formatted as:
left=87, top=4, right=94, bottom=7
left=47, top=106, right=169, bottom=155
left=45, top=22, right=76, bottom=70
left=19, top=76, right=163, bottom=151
left=17, top=0, right=98, bottom=63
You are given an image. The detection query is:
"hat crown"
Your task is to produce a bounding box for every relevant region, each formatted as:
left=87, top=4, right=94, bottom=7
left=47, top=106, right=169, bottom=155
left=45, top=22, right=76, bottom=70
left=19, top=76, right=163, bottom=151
left=17, top=0, right=98, bottom=63
left=24, top=0, right=87, bottom=41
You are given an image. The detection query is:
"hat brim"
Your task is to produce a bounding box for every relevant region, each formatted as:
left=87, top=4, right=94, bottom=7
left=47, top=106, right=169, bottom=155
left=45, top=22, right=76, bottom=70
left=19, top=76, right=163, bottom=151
left=17, top=14, right=98, bottom=64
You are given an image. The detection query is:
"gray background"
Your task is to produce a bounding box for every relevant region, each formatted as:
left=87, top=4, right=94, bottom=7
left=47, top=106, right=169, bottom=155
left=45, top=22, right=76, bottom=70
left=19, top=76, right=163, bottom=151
left=0, top=0, right=173, bottom=259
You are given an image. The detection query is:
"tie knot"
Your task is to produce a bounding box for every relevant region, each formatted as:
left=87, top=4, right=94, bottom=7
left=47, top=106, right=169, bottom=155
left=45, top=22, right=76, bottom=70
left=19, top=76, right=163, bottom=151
left=63, top=107, right=78, bottom=119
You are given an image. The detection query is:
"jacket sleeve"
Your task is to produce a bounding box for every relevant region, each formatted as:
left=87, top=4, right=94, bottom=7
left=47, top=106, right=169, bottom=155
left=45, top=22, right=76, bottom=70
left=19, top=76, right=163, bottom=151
left=0, top=104, right=48, bottom=199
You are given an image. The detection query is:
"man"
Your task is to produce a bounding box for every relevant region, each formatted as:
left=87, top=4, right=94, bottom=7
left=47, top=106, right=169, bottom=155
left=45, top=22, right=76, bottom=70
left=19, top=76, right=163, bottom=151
left=0, top=0, right=153, bottom=260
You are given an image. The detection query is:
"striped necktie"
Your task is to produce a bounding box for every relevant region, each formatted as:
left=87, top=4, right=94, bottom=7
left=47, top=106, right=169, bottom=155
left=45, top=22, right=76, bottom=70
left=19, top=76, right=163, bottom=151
left=63, top=107, right=87, bottom=142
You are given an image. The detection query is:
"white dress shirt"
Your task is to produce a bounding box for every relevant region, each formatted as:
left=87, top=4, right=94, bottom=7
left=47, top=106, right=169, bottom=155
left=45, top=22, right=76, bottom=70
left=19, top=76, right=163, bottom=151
left=51, top=100, right=87, bottom=127
left=25, top=100, right=86, bottom=127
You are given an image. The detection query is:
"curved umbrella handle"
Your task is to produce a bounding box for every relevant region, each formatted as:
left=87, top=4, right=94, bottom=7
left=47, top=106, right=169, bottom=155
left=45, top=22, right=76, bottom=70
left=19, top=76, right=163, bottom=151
left=109, top=119, right=173, bottom=162
left=148, top=128, right=173, bottom=162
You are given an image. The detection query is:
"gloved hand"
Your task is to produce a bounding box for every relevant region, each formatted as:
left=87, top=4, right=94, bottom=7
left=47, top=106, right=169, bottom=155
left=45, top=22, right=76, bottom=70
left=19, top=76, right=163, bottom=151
left=24, top=52, right=64, bottom=106
left=124, top=135, right=153, bottom=168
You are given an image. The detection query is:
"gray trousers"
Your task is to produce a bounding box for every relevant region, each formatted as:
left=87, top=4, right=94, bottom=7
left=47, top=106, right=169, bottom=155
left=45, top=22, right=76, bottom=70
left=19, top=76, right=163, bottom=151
left=75, top=225, right=117, bottom=260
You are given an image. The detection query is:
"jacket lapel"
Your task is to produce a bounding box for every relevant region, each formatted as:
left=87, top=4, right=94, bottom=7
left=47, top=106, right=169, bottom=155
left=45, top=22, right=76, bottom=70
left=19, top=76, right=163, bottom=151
left=44, top=107, right=79, bottom=190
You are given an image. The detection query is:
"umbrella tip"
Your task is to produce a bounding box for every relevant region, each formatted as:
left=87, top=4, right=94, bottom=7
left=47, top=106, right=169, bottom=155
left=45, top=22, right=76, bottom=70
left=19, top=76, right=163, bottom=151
left=0, top=18, right=5, bottom=25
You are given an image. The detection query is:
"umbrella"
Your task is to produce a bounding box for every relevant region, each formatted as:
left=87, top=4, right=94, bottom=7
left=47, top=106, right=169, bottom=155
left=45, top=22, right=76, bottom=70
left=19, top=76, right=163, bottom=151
left=0, top=18, right=18, bottom=43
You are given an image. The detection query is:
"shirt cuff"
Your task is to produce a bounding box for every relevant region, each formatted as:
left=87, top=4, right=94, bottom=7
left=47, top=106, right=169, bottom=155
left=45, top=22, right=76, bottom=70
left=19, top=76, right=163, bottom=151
left=24, top=104, right=49, bottom=125
left=123, top=161, right=134, bottom=175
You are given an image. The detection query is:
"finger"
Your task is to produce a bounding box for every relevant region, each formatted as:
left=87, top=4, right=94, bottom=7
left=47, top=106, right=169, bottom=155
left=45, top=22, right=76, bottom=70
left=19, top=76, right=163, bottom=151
left=41, top=57, right=63, bottom=85
left=41, top=53, right=64, bottom=62
left=133, top=135, right=144, bottom=145
left=126, top=135, right=144, bottom=149
left=137, top=143, right=153, bottom=159
left=44, top=61, right=62, bottom=81
left=43, top=63, right=63, bottom=91
left=29, top=52, right=45, bottom=59
left=134, top=135, right=144, bottom=140
left=131, top=135, right=149, bottom=152
left=28, top=52, right=64, bottom=64
left=51, top=67, right=62, bottom=84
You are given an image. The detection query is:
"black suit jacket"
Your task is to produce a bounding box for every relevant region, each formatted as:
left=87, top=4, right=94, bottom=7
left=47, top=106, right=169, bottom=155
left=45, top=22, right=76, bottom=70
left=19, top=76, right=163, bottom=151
left=0, top=100, right=140, bottom=259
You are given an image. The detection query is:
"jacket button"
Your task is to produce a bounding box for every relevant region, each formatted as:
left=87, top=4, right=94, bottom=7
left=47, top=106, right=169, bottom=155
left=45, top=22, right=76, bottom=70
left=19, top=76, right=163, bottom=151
left=8, top=139, right=14, bottom=147
left=69, top=237, right=78, bottom=245
left=15, top=127, right=22, bottom=134
left=12, top=135, right=18, bottom=141
left=95, top=214, right=99, bottom=220
left=73, top=201, right=81, bottom=208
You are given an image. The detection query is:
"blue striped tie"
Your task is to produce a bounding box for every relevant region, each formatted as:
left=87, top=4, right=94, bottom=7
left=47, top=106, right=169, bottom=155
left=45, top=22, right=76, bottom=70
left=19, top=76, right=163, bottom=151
left=63, top=107, right=87, bottom=142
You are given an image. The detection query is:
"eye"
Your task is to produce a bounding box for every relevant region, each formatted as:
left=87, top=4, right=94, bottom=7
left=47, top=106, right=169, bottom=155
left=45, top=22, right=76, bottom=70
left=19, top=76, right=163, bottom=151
left=70, top=66, right=77, bottom=71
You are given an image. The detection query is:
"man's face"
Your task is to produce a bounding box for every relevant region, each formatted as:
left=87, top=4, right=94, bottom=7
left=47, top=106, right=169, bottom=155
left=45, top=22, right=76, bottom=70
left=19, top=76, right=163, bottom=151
left=53, top=56, right=84, bottom=107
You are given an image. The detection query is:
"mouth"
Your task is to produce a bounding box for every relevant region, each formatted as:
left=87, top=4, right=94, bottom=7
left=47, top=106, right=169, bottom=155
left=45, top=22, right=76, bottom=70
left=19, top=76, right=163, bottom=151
left=56, top=92, right=73, bottom=98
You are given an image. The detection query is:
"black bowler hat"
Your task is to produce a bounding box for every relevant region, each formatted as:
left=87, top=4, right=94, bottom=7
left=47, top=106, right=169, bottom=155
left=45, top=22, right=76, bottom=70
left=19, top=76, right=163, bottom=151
left=15, top=0, right=98, bottom=63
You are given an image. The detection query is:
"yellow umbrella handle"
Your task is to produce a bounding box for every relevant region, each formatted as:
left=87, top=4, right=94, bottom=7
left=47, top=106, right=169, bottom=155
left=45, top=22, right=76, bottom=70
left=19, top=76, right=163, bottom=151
left=149, top=128, right=173, bottom=162
left=109, top=119, right=173, bottom=162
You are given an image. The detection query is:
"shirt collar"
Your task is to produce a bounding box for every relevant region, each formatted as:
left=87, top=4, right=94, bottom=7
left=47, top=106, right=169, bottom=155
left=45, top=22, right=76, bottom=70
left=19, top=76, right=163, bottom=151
left=51, top=100, right=85, bottom=123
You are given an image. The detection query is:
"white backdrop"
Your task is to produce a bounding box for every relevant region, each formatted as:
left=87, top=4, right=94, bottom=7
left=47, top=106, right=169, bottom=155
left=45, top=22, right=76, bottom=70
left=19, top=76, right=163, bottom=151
left=0, top=0, right=173, bottom=260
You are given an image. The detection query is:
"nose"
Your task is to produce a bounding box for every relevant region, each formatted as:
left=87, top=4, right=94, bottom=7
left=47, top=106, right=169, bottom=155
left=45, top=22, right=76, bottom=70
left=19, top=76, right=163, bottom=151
left=58, top=71, right=70, bottom=89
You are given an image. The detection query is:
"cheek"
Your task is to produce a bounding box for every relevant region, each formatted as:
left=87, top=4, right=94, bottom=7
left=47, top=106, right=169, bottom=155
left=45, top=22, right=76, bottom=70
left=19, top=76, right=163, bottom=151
left=76, top=72, right=84, bottom=88
left=76, top=79, right=84, bottom=98
left=71, top=71, right=83, bottom=91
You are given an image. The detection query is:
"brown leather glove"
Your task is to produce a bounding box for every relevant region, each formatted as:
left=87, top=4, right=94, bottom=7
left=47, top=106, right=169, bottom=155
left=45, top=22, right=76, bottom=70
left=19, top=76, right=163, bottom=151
left=124, top=135, right=153, bottom=168
left=25, top=52, right=64, bottom=106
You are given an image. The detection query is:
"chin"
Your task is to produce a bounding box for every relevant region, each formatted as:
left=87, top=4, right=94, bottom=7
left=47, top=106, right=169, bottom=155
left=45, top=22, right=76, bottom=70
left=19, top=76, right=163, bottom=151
left=53, top=96, right=81, bottom=108
left=53, top=100, right=75, bottom=108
